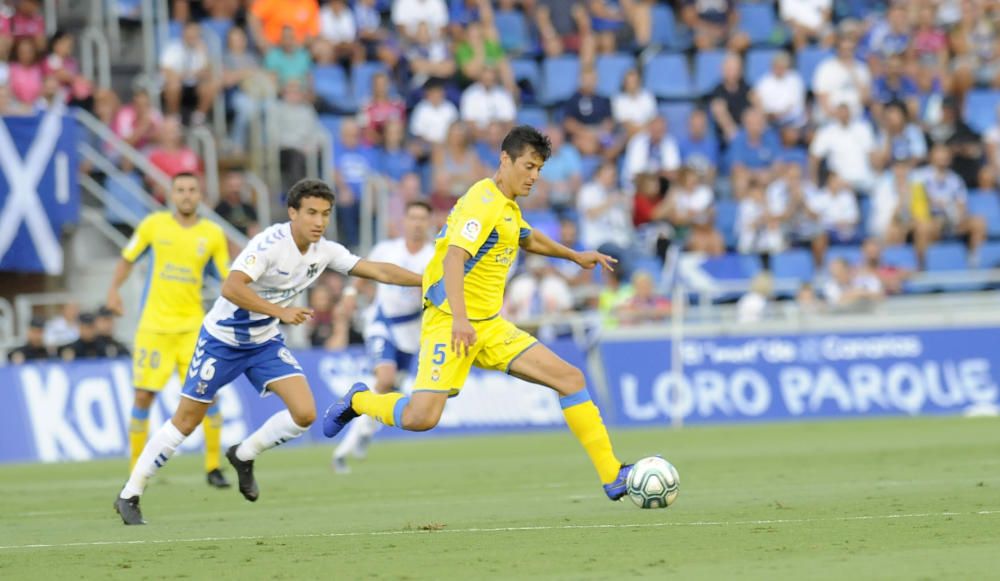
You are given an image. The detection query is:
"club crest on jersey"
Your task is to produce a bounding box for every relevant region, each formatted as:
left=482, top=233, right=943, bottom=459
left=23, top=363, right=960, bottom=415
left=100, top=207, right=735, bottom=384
left=307, top=263, right=319, bottom=278
left=461, top=219, right=481, bottom=242
left=278, top=347, right=302, bottom=370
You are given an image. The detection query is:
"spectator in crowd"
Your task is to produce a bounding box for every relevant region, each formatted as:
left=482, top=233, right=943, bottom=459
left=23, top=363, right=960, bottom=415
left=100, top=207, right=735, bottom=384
left=379, top=119, right=418, bottom=182
left=869, top=160, right=915, bottom=245
left=587, top=0, right=625, bottom=55
left=409, top=79, right=459, bottom=147
left=148, top=117, right=202, bottom=190
left=361, top=72, right=407, bottom=146
left=274, top=79, right=324, bottom=191
left=222, top=26, right=264, bottom=154
left=737, top=182, right=785, bottom=255
left=473, top=120, right=506, bottom=171
left=550, top=217, right=593, bottom=287
left=780, top=0, right=833, bottom=50
left=823, top=257, right=884, bottom=310
left=43, top=31, right=91, bottom=106
left=728, top=108, right=779, bottom=199
left=812, top=35, right=871, bottom=123
left=112, top=88, right=162, bottom=152
left=333, top=118, right=377, bottom=247
left=677, top=109, right=720, bottom=184
left=214, top=171, right=260, bottom=236
left=34, top=73, right=64, bottom=112
left=355, top=0, right=397, bottom=68
left=812, top=172, right=861, bottom=263
left=737, top=271, right=774, bottom=324
left=392, top=0, right=449, bottom=41
left=5, top=0, right=46, bottom=52
left=597, top=268, right=633, bottom=329
left=459, top=65, right=516, bottom=135
left=249, top=0, right=320, bottom=49
left=873, top=101, right=927, bottom=171
left=985, top=103, right=1000, bottom=189
left=927, top=98, right=983, bottom=189
left=612, top=68, right=657, bottom=137
left=506, top=255, right=573, bottom=321
left=911, top=144, right=987, bottom=267
left=538, top=126, right=583, bottom=215
left=618, top=270, right=670, bottom=326
left=264, top=25, right=313, bottom=88
left=535, top=0, right=593, bottom=61
left=793, top=281, right=822, bottom=315
left=562, top=67, right=613, bottom=157
left=950, top=0, right=1000, bottom=92
left=622, top=116, right=680, bottom=194
left=431, top=121, right=484, bottom=199
left=385, top=173, right=425, bottom=237
left=8, top=37, right=43, bottom=106
left=911, top=6, right=949, bottom=72
left=632, top=172, right=663, bottom=228
left=8, top=316, right=51, bottom=364
left=577, top=161, right=634, bottom=263
left=861, top=2, right=909, bottom=64
left=776, top=124, right=808, bottom=170
left=871, top=54, right=918, bottom=121
left=659, top=166, right=724, bottom=255
left=58, top=313, right=104, bottom=361
left=90, top=88, right=120, bottom=160
left=913, top=64, right=944, bottom=129
left=306, top=284, right=338, bottom=348
left=317, top=0, right=359, bottom=64
left=809, top=101, right=877, bottom=194
left=753, top=51, right=806, bottom=128
left=708, top=52, right=752, bottom=143
left=95, top=306, right=129, bottom=358
left=860, top=237, right=911, bottom=295
left=681, top=0, right=744, bottom=51
left=454, top=13, right=517, bottom=95
left=403, top=23, right=455, bottom=92
left=45, top=302, right=79, bottom=348
left=160, top=21, right=218, bottom=124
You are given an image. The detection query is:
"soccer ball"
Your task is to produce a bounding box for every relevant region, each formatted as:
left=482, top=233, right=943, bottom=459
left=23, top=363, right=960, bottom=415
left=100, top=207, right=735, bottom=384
left=627, top=456, right=680, bottom=509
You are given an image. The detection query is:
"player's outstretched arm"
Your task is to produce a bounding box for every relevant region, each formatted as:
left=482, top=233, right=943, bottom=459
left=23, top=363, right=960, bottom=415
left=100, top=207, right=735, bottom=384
left=221, top=271, right=313, bottom=325
left=106, top=259, right=135, bottom=316
left=520, top=229, right=617, bottom=272
left=348, top=259, right=423, bottom=287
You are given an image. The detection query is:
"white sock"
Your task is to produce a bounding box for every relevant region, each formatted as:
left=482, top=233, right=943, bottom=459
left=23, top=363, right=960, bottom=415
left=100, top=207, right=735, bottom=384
left=120, top=421, right=186, bottom=499
left=235, top=410, right=308, bottom=462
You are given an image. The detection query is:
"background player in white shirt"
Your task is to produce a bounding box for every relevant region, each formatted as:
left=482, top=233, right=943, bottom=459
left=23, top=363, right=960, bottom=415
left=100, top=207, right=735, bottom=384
left=115, top=179, right=423, bottom=525
left=333, top=200, right=434, bottom=472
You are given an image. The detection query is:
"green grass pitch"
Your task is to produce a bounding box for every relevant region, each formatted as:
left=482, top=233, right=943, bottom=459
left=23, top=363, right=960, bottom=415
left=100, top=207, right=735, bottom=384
left=1, top=416, right=998, bottom=579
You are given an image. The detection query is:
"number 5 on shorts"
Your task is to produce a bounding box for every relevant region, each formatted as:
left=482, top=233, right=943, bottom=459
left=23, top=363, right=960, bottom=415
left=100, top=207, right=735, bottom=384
left=432, top=343, right=446, bottom=365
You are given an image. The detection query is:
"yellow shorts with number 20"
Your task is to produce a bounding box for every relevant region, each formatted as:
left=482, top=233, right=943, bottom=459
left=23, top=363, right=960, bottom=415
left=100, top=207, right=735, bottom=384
left=132, top=329, right=200, bottom=391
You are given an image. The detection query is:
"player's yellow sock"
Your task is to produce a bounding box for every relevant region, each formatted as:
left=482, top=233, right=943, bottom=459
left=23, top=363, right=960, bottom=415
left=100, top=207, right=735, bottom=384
left=128, top=407, right=150, bottom=471
left=203, top=403, right=222, bottom=473
left=560, top=390, right=622, bottom=484
left=352, top=391, right=408, bottom=427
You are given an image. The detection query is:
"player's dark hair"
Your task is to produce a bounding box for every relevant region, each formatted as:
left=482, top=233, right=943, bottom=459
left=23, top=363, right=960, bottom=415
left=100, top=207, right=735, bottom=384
left=405, top=200, right=432, bottom=214
left=501, top=125, right=552, bottom=162
left=172, top=172, right=198, bottom=184
left=287, top=178, right=336, bottom=209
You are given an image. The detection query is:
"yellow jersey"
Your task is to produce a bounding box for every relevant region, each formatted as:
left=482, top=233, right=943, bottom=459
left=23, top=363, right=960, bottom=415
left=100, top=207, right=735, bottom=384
left=122, top=212, right=230, bottom=333
left=423, top=179, right=532, bottom=320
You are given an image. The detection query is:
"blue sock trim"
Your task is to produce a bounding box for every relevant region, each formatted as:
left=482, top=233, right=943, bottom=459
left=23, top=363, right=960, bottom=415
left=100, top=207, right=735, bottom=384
left=131, top=407, right=150, bottom=420
left=559, top=389, right=592, bottom=410
left=393, top=396, right=410, bottom=429
left=205, top=403, right=220, bottom=416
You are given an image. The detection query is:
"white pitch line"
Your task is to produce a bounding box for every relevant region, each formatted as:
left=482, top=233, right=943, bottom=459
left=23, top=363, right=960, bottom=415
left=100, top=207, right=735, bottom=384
left=2, top=510, right=998, bottom=551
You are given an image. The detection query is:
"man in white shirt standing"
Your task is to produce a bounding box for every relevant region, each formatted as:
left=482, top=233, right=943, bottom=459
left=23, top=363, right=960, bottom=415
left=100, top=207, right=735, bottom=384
left=409, top=79, right=459, bottom=146
left=391, top=0, right=448, bottom=40
left=753, top=51, right=806, bottom=128
left=577, top=161, right=634, bottom=256
left=114, top=179, right=424, bottom=525
left=809, top=102, right=878, bottom=194
left=332, top=201, right=435, bottom=473
left=460, top=66, right=516, bottom=136
left=621, top=116, right=681, bottom=193
left=160, top=21, right=218, bottom=125
left=812, top=35, right=871, bottom=124
left=780, top=0, right=833, bottom=50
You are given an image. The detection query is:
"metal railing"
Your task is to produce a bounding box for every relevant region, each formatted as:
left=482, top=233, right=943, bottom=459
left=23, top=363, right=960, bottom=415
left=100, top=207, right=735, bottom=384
left=13, top=292, right=77, bottom=341
left=187, top=125, right=221, bottom=205
left=141, top=0, right=158, bottom=76
left=0, top=297, right=14, bottom=343
left=79, top=205, right=131, bottom=248
left=79, top=26, right=111, bottom=90
left=43, top=0, right=57, bottom=35
left=89, top=0, right=121, bottom=55
left=243, top=170, right=273, bottom=228
left=359, top=174, right=391, bottom=256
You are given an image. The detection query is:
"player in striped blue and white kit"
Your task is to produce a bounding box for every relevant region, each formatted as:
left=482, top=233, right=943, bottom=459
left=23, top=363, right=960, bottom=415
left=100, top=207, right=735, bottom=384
left=115, top=179, right=423, bottom=525
left=332, top=200, right=434, bottom=472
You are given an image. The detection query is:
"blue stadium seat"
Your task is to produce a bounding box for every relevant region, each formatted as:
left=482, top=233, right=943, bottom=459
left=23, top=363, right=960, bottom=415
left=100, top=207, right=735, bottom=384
left=967, top=190, right=1000, bottom=238
left=658, top=101, right=696, bottom=140
left=964, top=90, right=1000, bottom=135
left=738, top=2, right=778, bottom=46
left=651, top=5, right=688, bottom=50
left=522, top=210, right=560, bottom=239
left=881, top=245, right=918, bottom=271
left=517, top=107, right=549, bottom=128
left=201, top=18, right=233, bottom=52
left=796, top=46, right=832, bottom=89
left=580, top=155, right=602, bottom=181
left=745, top=48, right=780, bottom=85
left=351, top=62, right=390, bottom=104
left=977, top=242, right=1000, bottom=269
left=541, top=56, right=580, bottom=105
left=714, top=199, right=739, bottom=248
left=595, top=53, right=636, bottom=98
left=644, top=53, right=693, bottom=99
left=319, top=114, right=344, bottom=142
left=510, top=58, right=540, bottom=89
left=693, top=50, right=726, bottom=96
left=314, top=66, right=354, bottom=110
left=772, top=249, right=814, bottom=283
left=826, top=245, right=862, bottom=266
left=926, top=243, right=968, bottom=272
left=495, top=10, right=530, bottom=55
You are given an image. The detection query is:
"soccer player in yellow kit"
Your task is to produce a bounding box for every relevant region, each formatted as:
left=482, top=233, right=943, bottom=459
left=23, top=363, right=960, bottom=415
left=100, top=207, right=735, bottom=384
left=106, top=172, right=232, bottom=488
left=324, top=126, right=635, bottom=500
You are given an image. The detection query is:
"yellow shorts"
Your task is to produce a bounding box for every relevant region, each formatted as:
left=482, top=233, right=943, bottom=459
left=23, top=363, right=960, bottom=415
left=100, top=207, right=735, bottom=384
left=413, top=306, right=537, bottom=395
left=132, top=329, right=199, bottom=391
